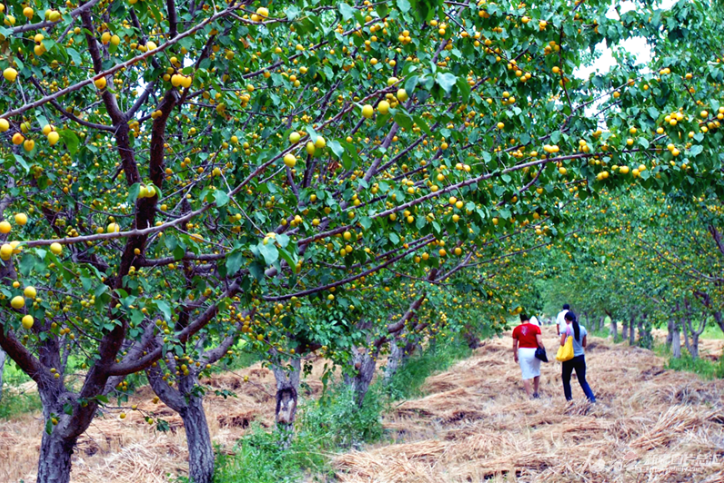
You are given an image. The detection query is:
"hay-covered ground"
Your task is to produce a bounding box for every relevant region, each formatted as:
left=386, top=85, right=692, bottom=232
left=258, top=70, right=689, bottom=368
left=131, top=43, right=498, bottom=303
left=2, top=327, right=723, bottom=482
left=334, top=328, right=724, bottom=482
left=0, top=360, right=328, bottom=483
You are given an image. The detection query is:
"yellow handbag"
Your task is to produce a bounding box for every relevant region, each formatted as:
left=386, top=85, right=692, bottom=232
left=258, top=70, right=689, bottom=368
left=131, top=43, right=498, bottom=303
left=556, top=336, right=574, bottom=362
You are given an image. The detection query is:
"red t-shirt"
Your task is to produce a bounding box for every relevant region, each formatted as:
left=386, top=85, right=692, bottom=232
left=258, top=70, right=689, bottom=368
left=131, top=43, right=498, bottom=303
left=512, top=323, right=541, bottom=349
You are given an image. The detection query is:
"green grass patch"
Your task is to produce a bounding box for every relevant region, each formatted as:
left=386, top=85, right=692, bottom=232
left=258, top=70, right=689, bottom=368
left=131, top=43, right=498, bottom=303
left=655, top=344, right=724, bottom=380
left=0, top=390, right=42, bottom=419
left=213, top=338, right=472, bottom=483
left=701, top=325, right=724, bottom=340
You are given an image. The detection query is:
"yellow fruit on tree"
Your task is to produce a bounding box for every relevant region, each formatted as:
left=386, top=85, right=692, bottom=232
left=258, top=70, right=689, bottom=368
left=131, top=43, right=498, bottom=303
left=0, top=220, right=10, bottom=234
left=289, top=132, right=301, bottom=144
left=23, top=139, right=35, bottom=152
left=48, top=131, right=60, bottom=146
left=3, top=67, right=18, bottom=82
left=283, top=153, right=296, bottom=168
left=12, top=133, right=24, bottom=145
left=50, top=242, right=63, bottom=255
left=94, top=77, right=107, bottom=89
left=305, top=142, right=315, bottom=155
left=314, top=136, right=326, bottom=149
left=396, top=89, right=409, bottom=102
left=22, top=315, right=34, bottom=330
left=361, top=104, right=374, bottom=119
left=24, top=286, right=37, bottom=299
left=0, top=244, right=13, bottom=260
left=11, top=296, right=25, bottom=310
left=377, top=100, right=390, bottom=115
left=14, top=213, right=27, bottom=225
left=107, top=222, right=120, bottom=233
left=0, top=119, right=8, bottom=132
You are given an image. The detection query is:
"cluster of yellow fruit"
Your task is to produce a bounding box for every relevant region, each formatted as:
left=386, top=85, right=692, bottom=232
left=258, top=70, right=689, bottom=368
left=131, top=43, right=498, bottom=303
left=251, top=6, right=269, bottom=22
left=171, top=74, right=193, bottom=88
left=9, top=286, right=37, bottom=329
left=42, top=124, right=60, bottom=146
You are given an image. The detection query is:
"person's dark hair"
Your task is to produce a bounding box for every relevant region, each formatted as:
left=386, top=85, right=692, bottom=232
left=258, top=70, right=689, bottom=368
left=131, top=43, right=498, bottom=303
left=565, top=311, right=580, bottom=341
left=519, top=313, right=529, bottom=323
left=563, top=304, right=570, bottom=310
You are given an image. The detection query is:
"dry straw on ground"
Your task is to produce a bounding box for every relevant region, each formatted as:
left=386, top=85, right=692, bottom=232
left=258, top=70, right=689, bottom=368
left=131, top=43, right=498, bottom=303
left=334, top=328, right=724, bottom=482
left=2, top=329, right=723, bottom=482
left=0, top=359, right=327, bottom=483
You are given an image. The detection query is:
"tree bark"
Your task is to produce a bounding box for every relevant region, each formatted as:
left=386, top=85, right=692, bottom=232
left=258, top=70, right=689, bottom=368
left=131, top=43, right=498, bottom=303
left=598, top=316, right=605, bottom=332
left=610, top=317, right=618, bottom=342
left=628, top=315, right=636, bottom=346
left=672, top=321, right=682, bottom=359
left=666, top=319, right=675, bottom=348
left=0, top=347, right=5, bottom=402
left=181, top=398, right=214, bottom=483
left=272, top=357, right=301, bottom=448
left=385, top=340, right=404, bottom=383
left=621, top=321, right=629, bottom=341
left=345, top=347, right=378, bottom=407
left=37, top=430, right=77, bottom=483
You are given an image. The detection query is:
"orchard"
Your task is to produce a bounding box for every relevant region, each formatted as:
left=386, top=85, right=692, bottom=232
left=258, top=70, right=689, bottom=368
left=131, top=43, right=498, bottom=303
left=0, top=0, right=723, bottom=481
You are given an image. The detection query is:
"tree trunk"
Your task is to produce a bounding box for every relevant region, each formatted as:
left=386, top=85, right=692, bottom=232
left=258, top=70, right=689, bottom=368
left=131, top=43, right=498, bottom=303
left=672, top=321, right=682, bottom=359
left=37, top=430, right=77, bottom=483
left=598, top=316, right=605, bottom=332
left=272, top=358, right=301, bottom=448
left=621, top=321, right=629, bottom=341
left=690, top=332, right=700, bottom=359
left=0, top=347, right=5, bottom=402
left=666, top=319, right=675, bottom=348
left=181, top=398, right=214, bottom=483
left=385, top=340, right=404, bottom=383
left=610, top=317, right=618, bottom=342
left=628, top=316, right=636, bottom=345
left=345, top=348, right=377, bottom=407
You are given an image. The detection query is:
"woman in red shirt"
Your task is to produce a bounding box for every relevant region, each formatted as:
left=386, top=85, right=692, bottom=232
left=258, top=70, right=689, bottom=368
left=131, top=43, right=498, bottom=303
left=512, top=313, right=544, bottom=398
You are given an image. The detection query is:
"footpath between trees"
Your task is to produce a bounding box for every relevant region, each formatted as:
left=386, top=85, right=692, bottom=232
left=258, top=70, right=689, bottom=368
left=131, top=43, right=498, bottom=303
left=333, top=329, right=724, bottom=482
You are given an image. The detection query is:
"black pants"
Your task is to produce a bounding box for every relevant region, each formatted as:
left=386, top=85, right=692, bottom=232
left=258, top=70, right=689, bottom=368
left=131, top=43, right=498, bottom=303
left=561, top=354, right=596, bottom=402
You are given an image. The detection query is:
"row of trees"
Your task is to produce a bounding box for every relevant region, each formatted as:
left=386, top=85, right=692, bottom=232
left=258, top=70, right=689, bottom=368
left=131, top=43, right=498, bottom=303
left=0, top=0, right=723, bottom=481
left=543, top=186, right=724, bottom=358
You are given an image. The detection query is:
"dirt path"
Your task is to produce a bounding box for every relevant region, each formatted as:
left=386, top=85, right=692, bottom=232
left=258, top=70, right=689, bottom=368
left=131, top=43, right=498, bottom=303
left=334, top=328, right=724, bottom=482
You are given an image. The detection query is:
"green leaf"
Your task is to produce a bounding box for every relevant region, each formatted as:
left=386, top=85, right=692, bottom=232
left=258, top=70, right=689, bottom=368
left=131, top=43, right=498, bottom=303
left=59, top=129, right=80, bottom=154
left=394, top=111, right=413, bottom=130
left=328, top=140, right=344, bottom=158
left=226, top=250, right=244, bottom=275
left=214, top=190, right=230, bottom=207
left=397, top=0, right=411, bottom=13
left=156, top=300, right=172, bottom=321
left=13, top=155, right=30, bottom=174
left=258, top=242, right=279, bottom=265
left=339, top=3, right=355, bottom=20
left=435, top=73, right=457, bottom=94
left=128, top=183, right=140, bottom=204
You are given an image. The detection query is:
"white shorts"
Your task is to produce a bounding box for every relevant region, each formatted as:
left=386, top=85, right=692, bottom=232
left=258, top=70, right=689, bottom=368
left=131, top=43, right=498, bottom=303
left=518, top=347, right=541, bottom=380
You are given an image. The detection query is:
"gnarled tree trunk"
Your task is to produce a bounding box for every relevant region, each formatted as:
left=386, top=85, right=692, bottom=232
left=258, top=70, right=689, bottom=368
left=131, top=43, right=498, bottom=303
left=0, top=347, right=5, bottom=402
left=345, top=347, right=378, bottom=407
left=37, top=430, right=77, bottom=483
left=610, top=317, right=618, bottom=341
left=147, top=360, right=215, bottom=483
left=621, top=321, right=629, bottom=341
left=672, top=321, right=682, bottom=359
left=182, top=397, right=214, bottom=483
left=272, top=357, right=301, bottom=448
left=628, top=315, right=636, bottom=346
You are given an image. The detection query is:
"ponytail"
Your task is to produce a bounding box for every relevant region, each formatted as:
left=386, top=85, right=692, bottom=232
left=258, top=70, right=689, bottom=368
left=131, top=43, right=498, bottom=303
left=565, top=311, right=580, bottom=342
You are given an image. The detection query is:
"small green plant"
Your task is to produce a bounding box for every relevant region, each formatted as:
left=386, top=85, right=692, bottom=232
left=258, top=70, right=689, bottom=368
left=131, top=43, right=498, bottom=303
left=662, top=347, right=721, bottom=380
left=0, top=391, right=42, bottom=419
